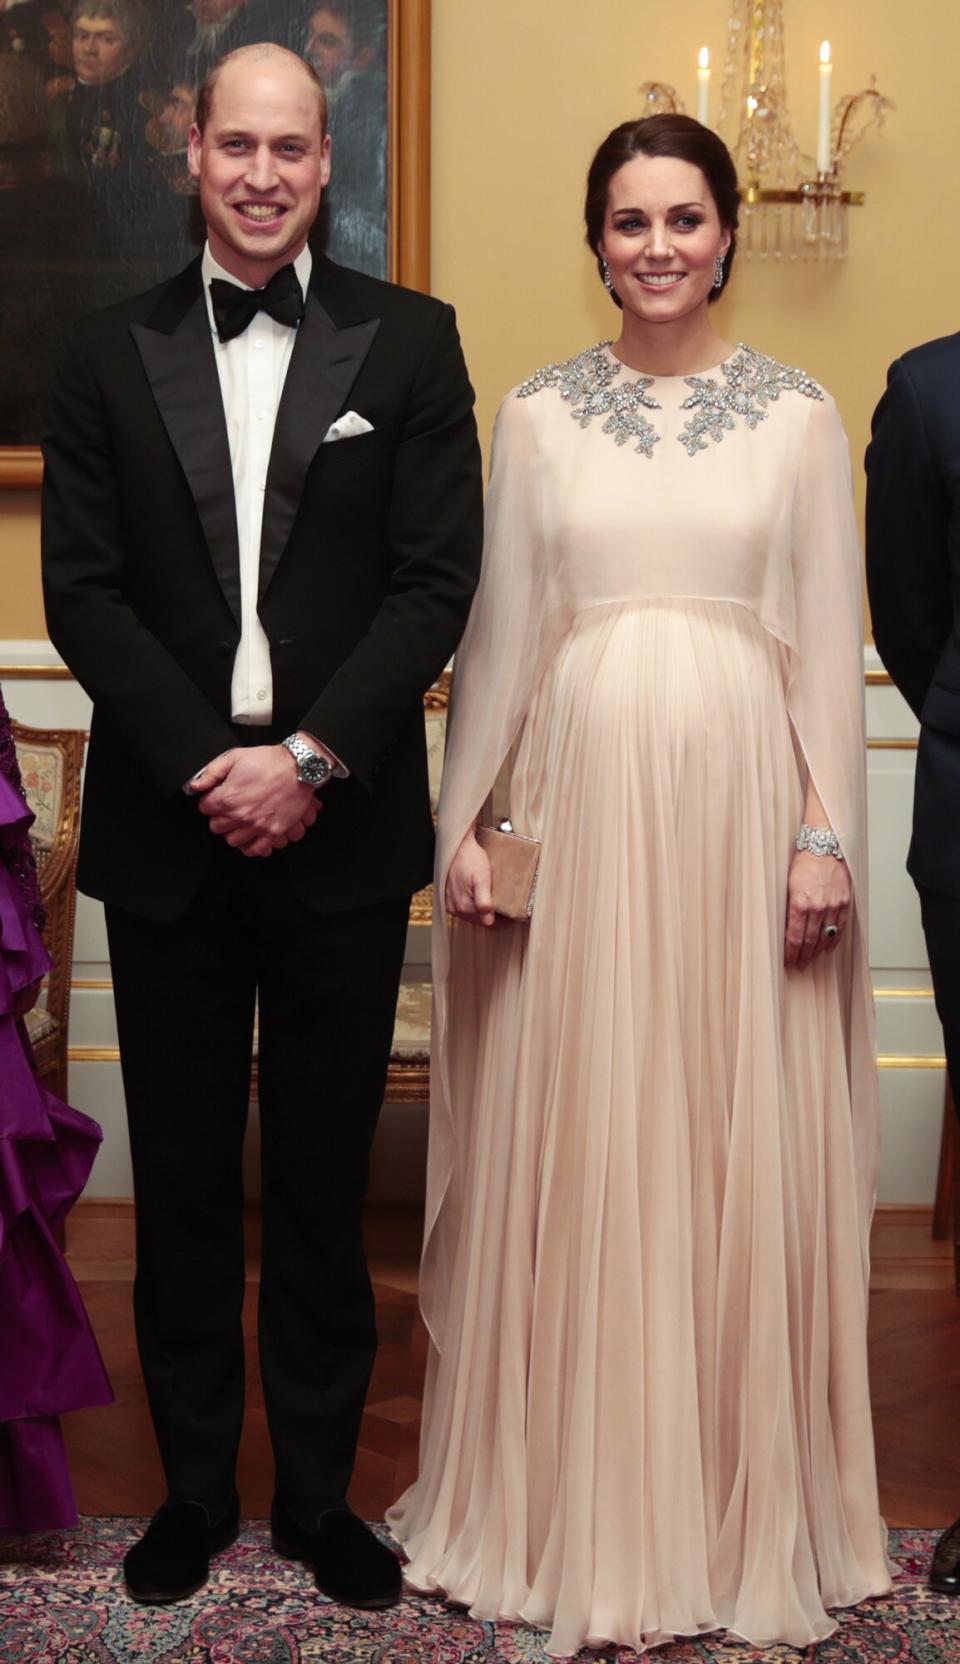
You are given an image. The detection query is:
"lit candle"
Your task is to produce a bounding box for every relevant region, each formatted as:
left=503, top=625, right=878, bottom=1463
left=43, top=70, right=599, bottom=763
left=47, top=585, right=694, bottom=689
left=697, top=46, right=710, bottom=126
left=817, top=40, right=833, bottom=175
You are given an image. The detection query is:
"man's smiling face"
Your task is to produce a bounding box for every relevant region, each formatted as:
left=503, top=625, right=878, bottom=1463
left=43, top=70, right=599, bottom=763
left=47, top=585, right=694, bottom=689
left=187, top=49, right=331, bottom=289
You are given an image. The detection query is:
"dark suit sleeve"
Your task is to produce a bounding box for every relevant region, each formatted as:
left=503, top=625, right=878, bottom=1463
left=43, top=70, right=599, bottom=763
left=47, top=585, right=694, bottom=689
left=865, top=356, right=952, bottom=719
left=42, top=326, right=237, bottom=798
left=297, top=303, right=483, bottom=791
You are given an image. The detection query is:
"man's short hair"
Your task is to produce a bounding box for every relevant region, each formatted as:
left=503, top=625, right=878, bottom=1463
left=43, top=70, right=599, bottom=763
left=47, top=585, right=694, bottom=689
left=195, top=43, right=328, bottom=138
left=69, top=0, right=149, bottom=49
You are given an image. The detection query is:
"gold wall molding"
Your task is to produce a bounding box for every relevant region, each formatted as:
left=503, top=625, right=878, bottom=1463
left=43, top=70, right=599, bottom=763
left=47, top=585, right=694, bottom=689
left=0, top=450, right=40, bottom=489
left=70, top=1045, right=945, bottom=1070
left=877, top=1054, right=945, bottom=1070
left=70, top=980, right=939, bottom=999
left=390, top=0, right=431, bottom=296
left=0, top=664, right=74, bottom=680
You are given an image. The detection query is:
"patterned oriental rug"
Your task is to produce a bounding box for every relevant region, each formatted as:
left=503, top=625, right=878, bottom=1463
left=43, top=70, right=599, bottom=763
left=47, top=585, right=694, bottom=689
left=0, top=1522, right=956, bottom=1664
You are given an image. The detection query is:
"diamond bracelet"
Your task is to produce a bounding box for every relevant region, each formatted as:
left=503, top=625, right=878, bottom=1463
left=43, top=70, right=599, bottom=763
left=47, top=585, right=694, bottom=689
left=795, top=823, right=844, bottom=860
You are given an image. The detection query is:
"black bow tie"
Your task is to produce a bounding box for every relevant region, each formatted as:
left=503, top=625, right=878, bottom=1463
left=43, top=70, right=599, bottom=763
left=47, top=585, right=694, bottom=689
left=209, top=264, right=304, bottom=343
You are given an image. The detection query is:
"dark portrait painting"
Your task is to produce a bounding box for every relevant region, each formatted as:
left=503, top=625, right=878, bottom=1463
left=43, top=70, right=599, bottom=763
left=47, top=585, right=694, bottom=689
left=0, top=0, right=406, bottom=450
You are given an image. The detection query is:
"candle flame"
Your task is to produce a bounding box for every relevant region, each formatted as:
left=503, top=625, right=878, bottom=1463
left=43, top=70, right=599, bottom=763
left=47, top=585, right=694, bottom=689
left=819, top=39, right=832, bottom=65
left=698, top=46, right=710, bottom=71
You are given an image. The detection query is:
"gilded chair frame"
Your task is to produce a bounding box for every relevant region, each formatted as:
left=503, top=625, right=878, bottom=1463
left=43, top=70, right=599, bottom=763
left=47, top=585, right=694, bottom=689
left=12, top=720, right=85, bottom=1102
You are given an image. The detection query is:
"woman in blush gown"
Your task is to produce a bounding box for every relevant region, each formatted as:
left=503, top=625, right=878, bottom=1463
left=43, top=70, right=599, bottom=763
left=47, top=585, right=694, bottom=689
left=0, top=685, right=112, bottom=1533
left=388, top=115, right=893, bottom=1656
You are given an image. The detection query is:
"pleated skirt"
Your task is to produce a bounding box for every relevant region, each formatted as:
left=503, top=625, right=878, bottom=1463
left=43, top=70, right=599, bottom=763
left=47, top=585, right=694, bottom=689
left=388, top=598, right=890, bottom=1656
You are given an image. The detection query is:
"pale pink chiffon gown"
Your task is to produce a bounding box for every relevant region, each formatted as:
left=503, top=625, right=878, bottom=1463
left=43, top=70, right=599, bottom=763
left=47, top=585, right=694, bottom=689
left=387, top=344, right=891, bottom=1657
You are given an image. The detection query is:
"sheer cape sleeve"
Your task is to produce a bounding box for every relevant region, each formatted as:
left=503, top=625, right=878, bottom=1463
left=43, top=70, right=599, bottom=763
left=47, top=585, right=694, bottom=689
left=420, top=391, right=571, bottom=1348
left=785, top=393, right=880, bottom=1250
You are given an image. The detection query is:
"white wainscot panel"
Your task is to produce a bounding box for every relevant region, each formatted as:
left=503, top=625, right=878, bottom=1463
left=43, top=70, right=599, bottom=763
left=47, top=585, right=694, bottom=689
left=75, top=892, right=110, bottom=966
left=69, top=1061, right=132, bottom=1197
left=867, top=749, right=927, bottom=970
left=865, top=647, right=919, bottom=741
left=874, top=992, right=943, bottom=1056
left=865, top=689, right=920, bottom=746
left=877, top=1066, right=944, bottom=1205
left=1, top=647, right=92, bottom=731
left=70, top=985, right=118, bottom=1049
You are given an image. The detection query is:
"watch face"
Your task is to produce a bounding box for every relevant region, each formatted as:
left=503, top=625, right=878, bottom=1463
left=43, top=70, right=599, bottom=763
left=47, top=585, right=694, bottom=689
left=284, top=737, right=330, bottom=786
left=301, top=751, right=331, bottom=786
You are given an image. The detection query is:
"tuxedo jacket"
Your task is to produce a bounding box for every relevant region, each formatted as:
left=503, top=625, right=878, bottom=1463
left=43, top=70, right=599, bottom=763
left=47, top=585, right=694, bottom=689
left=865, top=333, right=960, bottom=896
left=42, top=255, right=483, bottom=921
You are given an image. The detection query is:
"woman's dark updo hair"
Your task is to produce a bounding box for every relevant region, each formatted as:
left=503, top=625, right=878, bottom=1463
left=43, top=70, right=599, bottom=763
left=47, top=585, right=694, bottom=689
left=585, top=114, right=741, bottom=308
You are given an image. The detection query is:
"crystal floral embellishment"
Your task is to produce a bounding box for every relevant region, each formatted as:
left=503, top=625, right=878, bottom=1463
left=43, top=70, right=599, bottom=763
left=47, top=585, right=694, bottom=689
left=518, top=341, right=662, bottom=458
left=677, top=343, right=823, bottom=456
left=518, top=341, right=823, bottom=459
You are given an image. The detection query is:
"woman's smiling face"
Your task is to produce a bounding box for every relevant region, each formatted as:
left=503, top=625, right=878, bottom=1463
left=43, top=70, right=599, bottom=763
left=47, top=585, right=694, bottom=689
left=599, top=153, right=731, bottom=325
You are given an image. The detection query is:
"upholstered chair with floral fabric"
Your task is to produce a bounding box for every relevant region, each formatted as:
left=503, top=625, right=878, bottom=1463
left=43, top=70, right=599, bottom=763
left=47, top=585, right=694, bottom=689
left=12, top=722, right=85, bottom=1103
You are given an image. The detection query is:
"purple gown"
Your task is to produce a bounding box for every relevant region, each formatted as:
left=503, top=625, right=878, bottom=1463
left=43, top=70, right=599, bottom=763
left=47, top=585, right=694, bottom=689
left=0, top=707, right=112, bottom=1533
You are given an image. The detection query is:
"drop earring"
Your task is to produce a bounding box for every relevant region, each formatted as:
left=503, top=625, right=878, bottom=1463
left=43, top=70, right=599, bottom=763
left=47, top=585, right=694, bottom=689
left=714, top=253, right=726, bottom=290
left=601, top=255, right=614, bottom=292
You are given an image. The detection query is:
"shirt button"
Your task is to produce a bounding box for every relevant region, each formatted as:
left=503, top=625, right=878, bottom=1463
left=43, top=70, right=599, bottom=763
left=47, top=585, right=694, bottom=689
left=254, top=339, right=264, bottom=350
left=256, top=409, right=268, bottom=421
left=256, top=688, right=267, bottom=701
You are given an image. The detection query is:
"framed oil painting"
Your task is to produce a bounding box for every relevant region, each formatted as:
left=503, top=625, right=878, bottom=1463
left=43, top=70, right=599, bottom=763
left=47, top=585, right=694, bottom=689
left=0, top=0, right=430, bottom=485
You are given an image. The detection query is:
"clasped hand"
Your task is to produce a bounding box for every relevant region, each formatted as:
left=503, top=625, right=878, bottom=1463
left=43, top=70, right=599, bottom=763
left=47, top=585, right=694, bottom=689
left=190, top=745, right=321, bottom=858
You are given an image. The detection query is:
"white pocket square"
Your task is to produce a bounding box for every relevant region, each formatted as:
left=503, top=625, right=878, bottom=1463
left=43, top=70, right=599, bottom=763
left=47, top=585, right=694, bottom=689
left=323, top=411, right=374, bottom=443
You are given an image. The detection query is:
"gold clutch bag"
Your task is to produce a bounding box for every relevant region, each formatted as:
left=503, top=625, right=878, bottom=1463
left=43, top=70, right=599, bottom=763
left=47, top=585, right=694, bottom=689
left=474, top=820, right=541, bottom=921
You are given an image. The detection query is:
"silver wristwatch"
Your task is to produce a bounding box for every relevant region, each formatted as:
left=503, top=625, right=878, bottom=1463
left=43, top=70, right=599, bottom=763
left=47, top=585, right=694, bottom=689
left=282, top=733, right=332, bottom=789
left=795, top=823, right=844, bottom=860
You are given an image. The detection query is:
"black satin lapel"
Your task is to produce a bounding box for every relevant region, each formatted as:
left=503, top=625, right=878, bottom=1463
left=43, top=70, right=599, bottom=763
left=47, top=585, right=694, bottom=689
left=130, top=303, right=241, bottom=628
left=258, top=308, right=380, bottom=602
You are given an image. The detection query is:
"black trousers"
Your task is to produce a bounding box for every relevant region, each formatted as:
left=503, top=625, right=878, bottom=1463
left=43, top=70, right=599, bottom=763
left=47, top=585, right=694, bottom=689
left=917, top=885, right=960, bottom=1118
left=105, top=843, right=410, bottom=1520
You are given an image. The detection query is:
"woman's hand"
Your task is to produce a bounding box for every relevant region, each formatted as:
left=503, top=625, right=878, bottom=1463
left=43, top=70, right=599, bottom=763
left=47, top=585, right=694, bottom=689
left=445, top=828, right=497, bottom=927
left=784, top=849, right=851, bottom=969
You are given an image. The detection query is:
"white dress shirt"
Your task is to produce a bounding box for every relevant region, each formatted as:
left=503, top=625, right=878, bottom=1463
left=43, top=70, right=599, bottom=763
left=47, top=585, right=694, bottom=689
left=201, top=241, right=311, bottom=727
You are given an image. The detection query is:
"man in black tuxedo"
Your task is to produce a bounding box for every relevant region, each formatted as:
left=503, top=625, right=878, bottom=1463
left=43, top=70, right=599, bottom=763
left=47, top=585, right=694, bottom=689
left=866, top=339, right=960, bottom=1599
left=42, top=42, right=482, bottom=1609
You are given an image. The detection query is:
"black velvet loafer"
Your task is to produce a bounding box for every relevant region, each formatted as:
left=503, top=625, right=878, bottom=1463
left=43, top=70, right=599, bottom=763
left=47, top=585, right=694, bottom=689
left=123, top=1493, right=240, bottom=1604
left=271, top=1496, right=402, bottom=1609
left=930, top=1515, right=960, bottom=1595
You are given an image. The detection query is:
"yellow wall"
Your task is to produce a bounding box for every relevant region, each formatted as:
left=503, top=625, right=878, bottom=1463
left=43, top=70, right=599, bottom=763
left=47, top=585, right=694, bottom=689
left=431, top=0, right=957, bottom=540
left=3, top=0, right=955, bottom=638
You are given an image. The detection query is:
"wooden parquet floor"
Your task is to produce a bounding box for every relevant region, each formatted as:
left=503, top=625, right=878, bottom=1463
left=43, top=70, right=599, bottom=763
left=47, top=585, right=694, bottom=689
left=63, top=1203, right=960, bottom=1526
